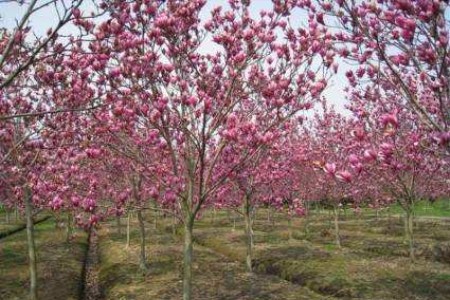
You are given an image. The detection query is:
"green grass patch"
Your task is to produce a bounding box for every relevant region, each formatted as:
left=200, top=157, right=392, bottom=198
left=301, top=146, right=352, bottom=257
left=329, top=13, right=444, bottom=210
left=382, top=199, right=450, bottom=218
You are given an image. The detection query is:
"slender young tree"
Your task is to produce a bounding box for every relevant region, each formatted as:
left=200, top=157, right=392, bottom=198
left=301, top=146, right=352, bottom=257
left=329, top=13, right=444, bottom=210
left=81, top=1, right=335, bottom=298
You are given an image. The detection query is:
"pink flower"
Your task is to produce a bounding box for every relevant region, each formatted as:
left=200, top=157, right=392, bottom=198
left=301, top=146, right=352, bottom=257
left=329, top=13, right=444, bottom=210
left=336, top=170, right=352, bottom=183
left=51, top=196, right=63, bottom=210
left=348, top=154, right=359, bottom=165
left=226, top=113, right=238, bottom=129
left=86, top=148, right=102, bottom=159
left=150, top=187, right=159, bottom=199
left=82, top=198, right=96, bottom=212
left=323, top=163, right=336, bottom=175
left=434, top=132, right=450, bottom=146
left=71, top=196, right=80, bottom=207
left=380, top=112, right=399, bottom=128
left=363, top=149, right=377, bottom=162
left=380, top=143, right=394, bottom=156
left=72, top=8, right=81, bottom=19
left=352, top=163, right=363, bottom=174
left=89, top=215, right=99, bottom=226
left=110, top=67, right=122, bottom=78
left=233, top=51, right=247, bottom=64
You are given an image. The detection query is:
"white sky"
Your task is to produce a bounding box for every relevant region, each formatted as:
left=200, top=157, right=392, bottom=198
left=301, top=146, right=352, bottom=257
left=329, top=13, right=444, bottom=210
left=0, top=0, right=349, bottom=113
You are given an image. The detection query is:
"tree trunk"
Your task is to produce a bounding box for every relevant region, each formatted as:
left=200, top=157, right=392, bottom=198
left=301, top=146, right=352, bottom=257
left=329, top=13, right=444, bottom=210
left=137, top=210, right=148, bottom=272
left=287, top=215, right=293, bottom=241
left=244, top=195, right=254, bottom=272
left=333, top=206, right=341, bottom=248
left=117, top=215, right=122, bottom=235
left=304, top=213, right=310, bottom=240
left=24, top=187, right=37, bottom=300
left=172, top=214, right=177, bottom=235
left=126, top=212, right=131, bottom=249
left=303, top=201, right=310, bottom=240
left=270, top=208, right=275, bottom=227
left=328, top=209, right=332, bottom=228
left=153, top=204, right=158, bottom=229
left=232, top=210, right=236, bottom=231
left=183, top=217, right=194, bottom=300
left=54, top=214, right=60, bottom=229
left=211, top=207, right=216, bottom=224
left=66, top=212, right=73, bottom=243
left=15, top=204, right=19, bottom=223
left=6, top=208, right=10, bottom=224
left=405, top=209, right=415, bottom=261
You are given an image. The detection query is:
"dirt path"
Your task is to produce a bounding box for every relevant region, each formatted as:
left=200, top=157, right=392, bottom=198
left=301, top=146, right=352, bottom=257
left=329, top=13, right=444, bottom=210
left=81, top=229, right=102, bottom=300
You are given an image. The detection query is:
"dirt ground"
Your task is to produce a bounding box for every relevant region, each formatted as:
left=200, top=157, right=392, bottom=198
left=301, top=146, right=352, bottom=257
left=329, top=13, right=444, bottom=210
left=98, top=209, right=450, bottom=299
left=0, top=217, right=87, bottom=300
left=1, top=208, right=450, bottom=299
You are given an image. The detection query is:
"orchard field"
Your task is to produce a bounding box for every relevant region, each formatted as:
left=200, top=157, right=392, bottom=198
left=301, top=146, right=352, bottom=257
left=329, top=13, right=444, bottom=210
left=2, top=202, right=450, bottom=299
left=1, top=0, right=450, bottom=300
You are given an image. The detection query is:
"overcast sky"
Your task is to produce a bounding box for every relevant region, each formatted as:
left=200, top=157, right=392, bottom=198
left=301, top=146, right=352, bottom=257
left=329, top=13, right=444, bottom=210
left=0, top=0, right=349, bottom=113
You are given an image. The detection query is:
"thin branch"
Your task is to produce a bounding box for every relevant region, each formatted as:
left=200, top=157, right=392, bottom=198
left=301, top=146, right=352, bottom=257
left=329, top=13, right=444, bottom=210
left=0, top=0, right=39, bottom=69
left=0, top=104, right=104, bottom=121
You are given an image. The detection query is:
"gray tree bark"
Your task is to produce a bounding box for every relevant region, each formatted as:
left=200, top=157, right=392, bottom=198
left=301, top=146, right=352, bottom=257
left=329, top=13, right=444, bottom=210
left=137, top=210, right=148, bottom=272
left=182, top=217, right=194, bottom=300
left=25, top=187, right=37, bottom=300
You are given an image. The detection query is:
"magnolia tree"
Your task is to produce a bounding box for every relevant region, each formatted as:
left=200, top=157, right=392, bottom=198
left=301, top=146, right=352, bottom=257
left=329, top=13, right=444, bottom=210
left=82, top=123, right=158, bottom=272
left=304, top=87, right=450, bottom=260
left=310, top=0, right=450, bottom=145
left=206, top=131, right=309, bottom=272
left=310, top=94, right=450, bottom=258
left=303, top=104, right=362, bottom=248
left=9, top=0, right=450, bottom=298
left=0, top=1, right=90, bottom=92
left=302, top=0, right=450, bottom=258
left=219, top=150, right=266, bottom=273
left=0, top=3, right=110, bottom=299
left=215, top=134, right=295, bottom=273
left=285, top=129, right=324, bottom=239
left=259, top=136, right=308, bottom=237
left=76, top=1, right=336, bottom=298
left=344, top=91, right=450, bottom=260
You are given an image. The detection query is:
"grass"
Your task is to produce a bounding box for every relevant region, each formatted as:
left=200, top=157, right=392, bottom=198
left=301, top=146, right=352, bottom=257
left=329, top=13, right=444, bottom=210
left=98, top=216, right=324, bottom=299
left=2, top=206, right=450, bottom=299
left=0, top=211, right=22, bottom=233
left=0, top=215, right=51, bottom=239
left=375, top=199, right=450, bottom=218
left=95, top=208, right=450, bottom=299
left=192, top=208, right=450, bottom=299
left=0, top=217, right=87, bottom=300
